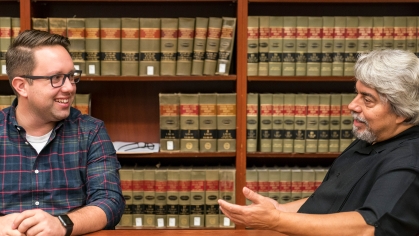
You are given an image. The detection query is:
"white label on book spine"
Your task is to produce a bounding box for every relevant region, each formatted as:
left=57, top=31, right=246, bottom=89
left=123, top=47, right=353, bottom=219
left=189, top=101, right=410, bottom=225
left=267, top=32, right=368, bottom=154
left=74, top=65, right=80, bottom=70
left=1, top=65, right=6, bottom=74
left=219, top=63, right=226, bottom=73
left=157, top=218, right=165, bottom=227
left=167, top=141, right=174, bottom=150
left=194, top=217, right=201, bottom=226
left=88, top=65, right=96, bottom=74
left=169, top=217, right=176, bottom=226
left=223, top=217, right=230, bottom=226
left=135, top=217, right=142, bottom=226
left=147, top=66, right=154, bottom=75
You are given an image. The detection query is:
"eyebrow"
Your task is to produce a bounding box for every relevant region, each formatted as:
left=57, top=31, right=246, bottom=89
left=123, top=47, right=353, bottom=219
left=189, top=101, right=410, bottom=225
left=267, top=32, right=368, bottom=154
left=360, top=91, right=377, bottom=101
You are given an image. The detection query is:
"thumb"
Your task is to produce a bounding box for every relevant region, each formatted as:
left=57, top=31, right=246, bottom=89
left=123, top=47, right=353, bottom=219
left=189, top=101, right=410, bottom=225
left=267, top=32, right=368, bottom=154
left=243, top=186, right=263, bottom=204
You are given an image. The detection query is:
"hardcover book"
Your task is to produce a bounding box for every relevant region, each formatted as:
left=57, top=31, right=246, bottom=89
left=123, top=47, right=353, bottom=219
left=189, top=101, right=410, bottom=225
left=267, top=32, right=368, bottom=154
left=85, top=18, right=101, bottom=75
left=176, top=18, right=195, bottom=76
left=166, top=168, right=180, bottom=228
left=143, top=168, right=156, bottom=228
left=216, top=93, right=236, bottom=152
left=329, top=94, right=341, bottom=153
left=139, top=18, right=161, bottom=76
left=282, top=17, right=297, bottom=76
left=283, top=93, right=295, bottom=153
left=343, top=16, right=358, bottom=76
left=32, top=18, right=48, bottom=31
left=301, top=168, right=315, bottom=199
left=339, top=93, right=355, bottom=152
left=394, top=16, right=407, bottom=50
left=268, top=16, right=284, bottom=76
left=160, top=18, right=178, bottom=76
left=216, top=17, right=237, bottom=76
left=305, top=94, right=319, bottom=153
left=205, top=168, right=220, bottom=228
left=178, top=168, right=192, bottom=228
left=306, top=17, right=322, bottom=76
left=294, top=94, right=307, bottom=153
left=320, top=16, right=334, bottom=76
left=295, top=16, right=308, bottom=76
left=180, top=94, right=199, bottom=152
left=203, top=17, right=223, bottom=76
left=406, top=16, right=417, bottom=53
left=0, top=95, right=11, bottom=110
left=279, top=167, right=292, bottom=204
left=332, top=17, right=346, bottom=76
left=257, top=167, right=269, bottom=197
left=246, top=93, right=259, bottom=152
left=11, top=17, right=20, bottom=42
left=259, top=93, right=273, bottom=152
left=159, top=93, right=180, bottom=152
left=190, top=169, right=205, bottom=228
left=155, top=169, right=167, bottom=228
left=199, top=93, right=217, bottom=152
left=67, top=18, right=86, bottom=74
left=100, top=18, right=122, bottom=76
left=291, top=168, right=302, bottom=202
left=132, top=168, right=145, bottom=227
left=357, top=16, right=373, bottom=54
left=121, top=18, right=140, bottom=76
left=258, top=16, right=270, bottom=76
left=0, top=17, right=11, bottom=75
left=48, top=18, right=67, bottom=36
left=372, top=17, right=384, bottom=50
left=191, top=17, right=209, bottom=76
left=219, top=167, right=235, bottom=228
left=272, top=93, right=284, bottom=153
left=383, top=16, right=395, bottom=49
left=318, top=94, right=331, bottom=153
left=73, top=94, right=91, bottom=115
left=247, top=16, right=259, bottom=76
left=245, top=167, right=258, bottom=205
left=118, top=168, right=134, bottom=227
left=268, top=167, right=280, bottom=203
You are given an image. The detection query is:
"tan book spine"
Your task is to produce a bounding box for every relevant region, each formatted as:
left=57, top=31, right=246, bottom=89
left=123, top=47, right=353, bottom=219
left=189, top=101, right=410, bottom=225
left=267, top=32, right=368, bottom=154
left=139, top=18, right=161, bottom=76
left=67, top=18, right=86, bottom=74
left=247, top=16, right=259, bottom=76
left=191, top=17, right=209, bottom=76
left=268, top=16, right=283, bottom=76
left=406, top=16, right=417, bottom=53
left=205, top=169, right=220, bottom=228
left=306, top=17, right=322, bottom=76
left=199, top=93, right=217, bottom=153
left=0, top=95, right=11, bottom=110
left=180, top=94, right=199, bottom=152
left=166, top=169, right=179, bottom=228
left=343, top=16, right=358, bottom=77
left=305, top=94, right=319, bottom=153
left=246, top=93, right=258, bottom=153
left=143, top=169, right=156, bottom=228
left=301, top=168, right=315, bottom=199
left=178, top=168, right=191, bottom=228
left=118, top=169, right=134, bottom=227
left=0, top=17, right=11, bottom=75
left=49, top=18, right=67, bottom=36
left=279, top=167, right=291, bottom=204
left=100, top=18, right=121, bottom=76
left=85, top=18, right=101, bottom=75
left=332, top=17, right=346, bottom=76
left=216, top=93, right=236, bottom=152
left=294, top=94, right=307, bottom=153
left=245, top=168, right=258, bottom=205
left=318, top=94, right=331, bottom=153
left=259, top=93, right=273, bottom=152
left=121, top=18, right=140, bottom=76
left=32, top=18, right=48, bottom=31
left=394, top=16, right=407, bottom=50
left=176, top=18, right=195, bottom=76
left=295, top=16, right=308, bottom=76
left=11, top=17, right=20, bottom=42
left=283, top=93, right=295, bottom=153
left=383, top=16, right=395, bottom=49
left=216, top=17, right=236, bottom=76
left=155, top=169, right=167, bottom=228
left=73, top=94, right=91, bottom=115
left=357, top=16, right=373, bottom=54
left=219, top=168, right=235, bottom=228
left=132, top=168, right=145, bottom=227
left=258, top=16, right=269, bottom=76
left=291, top=168, right=302, bottom=202
left=372, top=17, right=384, bottom=50
left=329, top=94, right=341, bottom=153
left=257, top=167, right=269, bottom=197
left=190, top=169, right=205, bottom=228
left=203, top=17, right=222, bottom=76
left=159, top=93, right=180, bottom=152
left=282, top=17, right=297, bottom=76
left=272, top=93, right=284, bottom=153
left=160, top=18, right=178, bottom=76
left=320, top=16, right=334, bottom=76
left=339, top=93, right=355, bottom=152
left=314, top=167, right=327, bottom=190
left=268, top=168, right=280, bottom=203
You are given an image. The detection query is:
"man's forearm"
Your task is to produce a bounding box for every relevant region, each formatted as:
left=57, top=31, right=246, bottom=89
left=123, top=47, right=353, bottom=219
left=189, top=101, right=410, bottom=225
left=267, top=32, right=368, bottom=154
left=281, top=198, right=308, bottom=213
left=68, top=206, right=107, bottom=235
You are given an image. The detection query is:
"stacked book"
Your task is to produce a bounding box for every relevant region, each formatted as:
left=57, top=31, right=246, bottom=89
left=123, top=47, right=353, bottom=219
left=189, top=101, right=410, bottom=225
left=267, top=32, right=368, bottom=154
left=0, top=95, right=16, bottom=109
left=118, top=166, right=235, bottom=229
left=71, top=94, right=92, bottom=115
left=247, top=16, right=418, bottom=76
left=0, top=17, right=21, bottom=75
left=159, top=93, right=236, bottom=153
left=32, top=17, right=237, bottom=76
left=247, top=93, right=356, bottom=154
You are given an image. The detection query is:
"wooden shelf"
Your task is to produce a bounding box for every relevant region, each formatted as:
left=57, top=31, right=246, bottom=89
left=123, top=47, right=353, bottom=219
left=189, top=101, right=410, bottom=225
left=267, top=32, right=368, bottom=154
left=247, top=152, right=339, bottom=158
left=117, top=152, right=236, bottom=158
left=87, top=229, right=280, bottom=236
left=249, top=0, right=419, bottom=2
left=34, top=0, right=235, bottom=2
left=80, top=75, right=236, bottom=82
left=248, top=76, right=355, bottom=82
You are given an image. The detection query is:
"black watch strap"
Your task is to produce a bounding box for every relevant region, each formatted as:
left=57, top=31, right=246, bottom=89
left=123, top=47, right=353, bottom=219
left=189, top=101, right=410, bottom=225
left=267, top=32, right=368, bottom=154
left=57, top=215, right=74, bottom=236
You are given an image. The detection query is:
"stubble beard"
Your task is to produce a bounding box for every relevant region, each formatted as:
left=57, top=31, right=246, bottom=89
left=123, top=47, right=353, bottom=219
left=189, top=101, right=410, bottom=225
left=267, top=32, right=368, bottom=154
left=352, top=112, right=377, bottom=144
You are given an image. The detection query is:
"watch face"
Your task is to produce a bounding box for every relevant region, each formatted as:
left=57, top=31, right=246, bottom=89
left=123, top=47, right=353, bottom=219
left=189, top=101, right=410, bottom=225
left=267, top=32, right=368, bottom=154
left=58, top=215, right=74, bottom=227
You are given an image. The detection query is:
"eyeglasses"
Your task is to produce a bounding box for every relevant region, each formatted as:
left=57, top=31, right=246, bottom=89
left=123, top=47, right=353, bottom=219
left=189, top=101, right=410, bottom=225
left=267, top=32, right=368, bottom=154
left=21, top=70, right=82, bottom=88
left=117, top=142, right=155, bottom=152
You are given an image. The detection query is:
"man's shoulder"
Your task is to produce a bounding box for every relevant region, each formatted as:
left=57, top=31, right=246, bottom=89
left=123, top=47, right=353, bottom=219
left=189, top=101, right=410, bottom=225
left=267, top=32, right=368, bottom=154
left=67, top=107, right=104, bottom=127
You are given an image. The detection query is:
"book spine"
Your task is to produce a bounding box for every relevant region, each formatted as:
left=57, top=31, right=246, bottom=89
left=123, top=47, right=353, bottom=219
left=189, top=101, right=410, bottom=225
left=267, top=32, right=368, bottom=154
left=85, top=18, right=101, bottom=75
left=257, top=168, right=269, bottom=197
left=143, top=169, right=156, bottom=228
left=166, top=169, right=179, bottom=228
left=279, top=168, right=291, bottom=204
left=357, top=16, right=373, bottom=54
left=73, top=94, right=91, bottom=115
left=329, top=94, right=342, bottom=153
left=301, top=168, right=315, bottom=199
left=100, top=18, right=121, bottom=76
left=216, top=17, right=236, bottom=76
left=306, top=17, right=322, bottom=76
left=394, top=16, right=407, bottom=50
left=176, top=18, right=195, bottom=76
left=295, top=16, right=308, bottom=76
left=332, top=16, right=346, bottom=76
left=320, top=16, right=334, bottom=76
left=199, top=93, right=217, bottom=152
left=268, top=168, right=280, bottom=203
left=305, top=94, right=319, bottom=153
left=272, top=93, right=284, bottom=152
left=205, top=169, right=220, bottom=228
left=219, top=168, right=235, bottom=228
left=48, top=17, right=67, bottom=36
left=259, top=93, right=273, bottom=152
left=159, top=93, right=180, bottom=152
left=339, top=93, right=355, bottom=152
left=32, top=18, right=48, bottom=31
left=314, top=167, right=327, bottom=190
left=318, top=94, right=331, bottom=153
left=67, top=18, right=86, bottom=74
left=121, top=18, right=140, bottom=76
left=293, top=94, right=307, bottom=153
left=119, top=169, right=134, bottom=227
left=203, top=17, right=223, bottom=76
left=246, top=93, right=259, bottom=153
left=132, top=169, right=145, bottom=227
left=216, top=93, right=237, bottom=152
left=0, top=95, right=11, bottom=110
left=343, top=16, right=358, bottom=76
left=245, top=168, right=259, bottom=205
left=180, top=94, right=199, bottom=152
left=178, top=169, right=191, bottom=228
left=190, top=170, right=205, bottom=228
left=258, top=16, right=270, bottom=76
left=372, top=17, right=384, bottom=50
left=139, top=18, right=161, bottom=76
left=283, top=93, right=295, bottom=153
left=155, top=170, right=168, bottom=228
left=268, top=16, right=284, bottom=76
left=383, top=16, right=395, bottom=49
left=291, top=168, right=302, bottom=201
left=247, top=16, right=259, bottom=76
left=406, top=16, right=417, bottom=53
left=11, top=17, right=20, bottom=42
left=282, top=17, right=297, bottom=76
left=0, top=17, right=11, bottom=75
left=191, top=17, right=209, bottom=76
left=160, top=18, right=178, bottom=76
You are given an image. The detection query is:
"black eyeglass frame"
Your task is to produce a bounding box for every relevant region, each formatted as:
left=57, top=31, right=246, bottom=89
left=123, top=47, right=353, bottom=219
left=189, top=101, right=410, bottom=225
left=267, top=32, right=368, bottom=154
left=20, top=70, right=82, bottom=88
left=117, top=142, right=155, bottom=152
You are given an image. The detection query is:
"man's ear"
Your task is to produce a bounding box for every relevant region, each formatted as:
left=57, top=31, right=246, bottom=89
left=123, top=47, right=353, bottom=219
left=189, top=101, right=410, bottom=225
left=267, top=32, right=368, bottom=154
left=12, top=77, right=28, bottom=98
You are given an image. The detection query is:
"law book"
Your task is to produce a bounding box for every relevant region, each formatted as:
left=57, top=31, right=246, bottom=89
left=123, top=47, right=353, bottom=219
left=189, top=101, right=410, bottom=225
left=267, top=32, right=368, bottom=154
left=139, top=18, right=161, bottom=76
left=190, top=169, right=205, bottom=228
left=32, top=18, right=48, bottom=31
left=283, top=93, right=295, bottom=153
left=329, top=94, right=341, bottom=153
left=49, top=17, right=67, bottom=36
left=291, top=168, right=302, bottom=202
left=332, top=17, right=346, bottom=76
left=320, top=16, right=334, bottom=76
left=357, top=17, right=373, bottom=54
left=272, top=93, right=284, bottom=153
left=199, top=93, right=217, bottom=152
left=219, top=167, right=235, bottom=228
left=203, top=17, right=223, bottom=76
left=301, top=168, right=315, bottom=199
left=67, top=18, right=86, bottom=74
left=339, top=93, right=355, bottom=152
left=216, top=93, right=236, bottom=152
left=176, top=18, right=195, bottom=76
left=11, top=17, right=20, bottom=43
left=305, top=94, right=319, bottom=153
left=372, top=17, right=384, bottom=50
left=0, top=17, right=11, bottom=75
left=258, top=16, right=270, bottom=76
left=295, top=16, right=308, bottom=76
left=245, top=167, right=258, bottom=205
left=306, top=17, right=322, bottom=76
left=178, top=168, right=191, bottom=228
left=118, top=168, right=134, bottom=227
left=155, top=169, right=167, bottom=228
left=100, top=18, right=121, bottom=76
left=247, top=16, right=259, bottom=76
left=294, top=94, right=307, bottom=153
left=159, top=93, right=180, bottom=152
left=166, top=168, right=179, bottom=228
left=406, top=17, right=417, bottom=53
left=282, top=16, right=297, bottom=76
left=143, top=168, right=156, bottom=228
left=191, top=17, right=209, bottom=76
left=180, top=93, right=199, bottom=152
left=216, top=17, right=236, bottom=76
left=394, top=16, right=407, bottom=50
left=0, top=95, right=11, bottom=110
left=383, top=16, right=395, bottom=49
left=259, top=93, right=273, bottom=152
left=278, top=167, right=292, bottom=204
left=268, top=167, right=280, bottom=203
left=246, top=93, right=258, bottom=153
left=160, top=18, right=178, bottom=76
left=132, top=168, right=145, bottom=227
left=121, top=18, right=140, bottom=76
left=257, top=167, right=269, bottom=197
left=343, top=16, right=358, bottom=77
left=268, top=16, right=283, bottom=76
left=205, top=168, right=219, bottom=228
left=85, top=18, right=100, bottom=75
left=318, top=94, right=331, bottom=153
left=73, top=94, right=91, bottom=115
left=314, top=167, right=327, bottom=190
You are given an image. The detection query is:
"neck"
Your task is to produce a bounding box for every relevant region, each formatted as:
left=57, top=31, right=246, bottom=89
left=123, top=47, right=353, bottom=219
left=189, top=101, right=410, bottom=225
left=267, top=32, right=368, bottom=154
left=15, top=102, right=56, bottom=136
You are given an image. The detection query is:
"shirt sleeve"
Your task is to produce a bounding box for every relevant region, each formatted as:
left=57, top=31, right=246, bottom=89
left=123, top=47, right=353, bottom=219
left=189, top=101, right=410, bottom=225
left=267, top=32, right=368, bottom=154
left=84, top=121, right=125, bottom=229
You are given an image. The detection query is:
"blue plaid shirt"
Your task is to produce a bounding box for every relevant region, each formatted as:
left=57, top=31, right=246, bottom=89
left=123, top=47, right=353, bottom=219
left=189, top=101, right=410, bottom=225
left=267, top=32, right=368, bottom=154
left=0, top=100, right=124, bottom=229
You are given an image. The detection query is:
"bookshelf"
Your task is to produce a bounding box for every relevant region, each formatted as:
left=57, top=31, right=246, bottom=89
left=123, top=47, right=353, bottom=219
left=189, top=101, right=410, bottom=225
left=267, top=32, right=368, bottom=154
left=1, top=0, right=418, bottom=232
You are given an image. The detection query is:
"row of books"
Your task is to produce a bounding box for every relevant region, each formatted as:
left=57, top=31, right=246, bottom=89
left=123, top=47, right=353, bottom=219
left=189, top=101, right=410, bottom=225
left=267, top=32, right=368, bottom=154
left=248, top=16, right=419, bottom=77
left=247, top=93, right=357, bottom=153
left=0, top=95, right=16, bottom=110
left=246, top=166, right=329, bottom=205
left=30, top=17, right=236, bottom=77
left=0, top=17, right=21, bottom=75
left=159, top=93, right=236, bottom=153
left=118, top=167, right=235, bottom=228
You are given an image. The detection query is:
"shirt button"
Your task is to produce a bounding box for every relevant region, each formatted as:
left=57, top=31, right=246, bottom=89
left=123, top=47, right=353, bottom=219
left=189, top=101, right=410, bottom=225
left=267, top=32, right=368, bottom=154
left=35, top=201, right=39, bottom=206
left=25, top=142, right=29, bottom=145
left=17, top=127, right=20, bottom=131
left=34, top=170, right=39, bottom=174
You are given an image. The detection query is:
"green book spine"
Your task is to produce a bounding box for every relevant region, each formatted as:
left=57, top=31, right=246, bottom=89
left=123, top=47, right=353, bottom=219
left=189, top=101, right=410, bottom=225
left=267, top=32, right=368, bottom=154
left=155, top=169, right=167, bottom=228
left=357, top=16, right=373, bottom=54
left=259, top=93, right=273, bottom=152
left=11, top=17, right=20, bottom=43
left=139, top=18, right=161, bottom=76
left=219, top=168, right=235, bottom=228
left=199, top=93, right=217, bottom=152
left=32, top=18, right=48, bottom=31
left=190, top=169, right=205, bottom=228
left=306, top=17, right=322, bottom=76
left=205, top=169, right=220, bottom=228
left=67, top=18, right=86, bottom=75
left=406, top=16, right=417, bottom=53
left=383, top=16, right=395, bottom=49
left=247, top=16, right=259, bottom=76
left=295, top=16, right=308, bottom=76
left=318, top=94, right=331, bottom=153
left=279, top=167, right=291, bottom=204
left=166, top=169, right=179, bottom=228
left=159, top=93, right=180, bottom=152
left=203, top=17, right=223, bottom=76
left=132, top=169, right=145, bottom=227
left=176, top=18, right=195, bottom=76
left=118, top=169, right=134, bottom=227
left=314, top=167, right=328, bottom=190
left=301, top=168, right=315, bottom=199
left=272, top=93, right=284, bottom=153
left=49, top=17, right=67, bottom=36
left=283, top=93, right=295, bottom=153
left=332, top=16, right=346, bottom=76
left=339, top=93, right=355, bottom=152
left=216, top=93, right=236, bottom=152
left=268, top=168, right=280, bottom=203
left=180, top=94, right=199, bottom=152
left=178, top=169, right=191, bottom=228
left=258, top=16, right=269, bottom=76
left=0, top=17, right=11, bottom=75
left=329, top=94, right=341, bottom=153
left=143, top=169, right=156, bottom=228
left=394, top=16, right=407, bottom=50
left=100, top=18, right=121, bottom=76
left=0, top=95, right=11, bottom=110
left=191, top=17, right=209, bottom=76
left=73, top=94, right=91, bottom=115
left=160, top=18, right=178, bottom=76
left=216, top=17, right=236, bottom=76
left=343, top=16, right=358, bottom=77
left=268, top=16, right=284, bottom=76
left=320, top=16, right=334, bottom=76
left=305, top=94, right=319, bottom=153
left=294, top=94, right=307, bottom=153
left=121, top=18, right=140, bottom=76
left=246, top=93, right=258, bottom=153
left=291, top=168, right=302, bottom=201
left=372, top=17, right=384, bottom=50
left=85, top=18, right=101, bottom=75
left=282, top=17, right=297, bottom=76
left=257, top=167, right=269, bottom=197
left=245, top=168, right=258, bottom=205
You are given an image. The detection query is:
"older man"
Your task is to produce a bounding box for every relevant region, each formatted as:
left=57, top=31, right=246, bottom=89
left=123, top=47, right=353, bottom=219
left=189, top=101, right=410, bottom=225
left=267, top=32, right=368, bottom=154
left=219, top=49, right=419, bottom=236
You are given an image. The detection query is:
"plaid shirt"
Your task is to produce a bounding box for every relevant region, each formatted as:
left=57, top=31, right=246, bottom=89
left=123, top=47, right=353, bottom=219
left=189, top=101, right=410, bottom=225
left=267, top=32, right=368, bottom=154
left=0, top=100, right=124, bottom=229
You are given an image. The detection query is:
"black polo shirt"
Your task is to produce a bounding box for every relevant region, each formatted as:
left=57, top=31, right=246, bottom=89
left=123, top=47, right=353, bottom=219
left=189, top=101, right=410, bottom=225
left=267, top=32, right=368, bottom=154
left=298, top=125, right=419, bottom=235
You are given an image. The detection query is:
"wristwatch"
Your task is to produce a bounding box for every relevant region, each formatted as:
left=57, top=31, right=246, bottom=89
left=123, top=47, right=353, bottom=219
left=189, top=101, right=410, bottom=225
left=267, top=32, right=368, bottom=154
left=57, top=215, right=74, bottom=236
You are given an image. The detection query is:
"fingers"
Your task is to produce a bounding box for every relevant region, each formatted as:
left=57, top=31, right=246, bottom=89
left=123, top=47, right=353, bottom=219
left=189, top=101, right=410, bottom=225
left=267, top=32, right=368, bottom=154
left=12, top=209, right=40, bottom=233
left=242, top=187, right=265, bottom=204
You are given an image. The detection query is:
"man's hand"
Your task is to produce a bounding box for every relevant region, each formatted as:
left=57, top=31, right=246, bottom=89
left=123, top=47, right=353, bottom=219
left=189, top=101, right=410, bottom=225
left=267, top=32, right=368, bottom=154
left=218, top=187, right=282, bottom=230
left=12, top=209, right=66, bottom=236
left=0, top=213, right=25, bottom=236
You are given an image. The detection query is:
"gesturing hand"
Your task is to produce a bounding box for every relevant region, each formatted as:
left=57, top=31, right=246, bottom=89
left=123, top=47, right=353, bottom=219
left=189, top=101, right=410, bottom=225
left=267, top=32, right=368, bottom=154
left=0, top=213, right=25, bottom=236
left=12, top=209, right=66, bottom=236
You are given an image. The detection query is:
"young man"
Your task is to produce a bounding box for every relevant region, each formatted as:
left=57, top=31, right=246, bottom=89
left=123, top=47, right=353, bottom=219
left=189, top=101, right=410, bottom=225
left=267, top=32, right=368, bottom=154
left=0, top=30, right=124, bottom=235
left=219, top=49, right=419, bottom=236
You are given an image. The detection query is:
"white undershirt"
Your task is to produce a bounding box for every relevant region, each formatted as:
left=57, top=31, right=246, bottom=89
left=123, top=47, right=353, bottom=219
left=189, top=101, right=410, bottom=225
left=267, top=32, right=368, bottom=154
left=26, top=130, right=53, bottom=154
